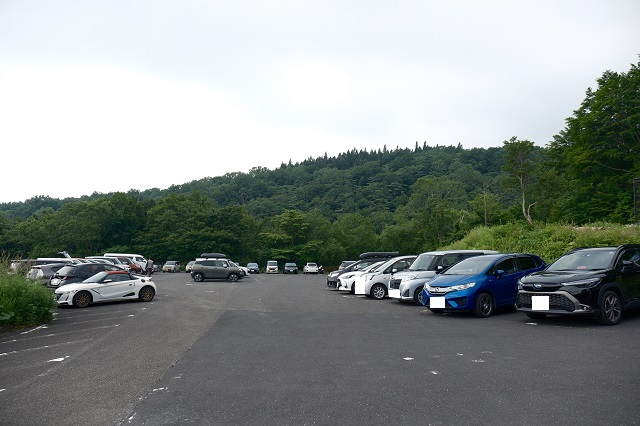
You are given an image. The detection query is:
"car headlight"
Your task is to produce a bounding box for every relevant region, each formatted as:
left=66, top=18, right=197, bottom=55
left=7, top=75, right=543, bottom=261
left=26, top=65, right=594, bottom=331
left=561, top=278, right=600, bottom=287
left=403, top=274, right=418, bottom=281
left=342, top=273, right=354, bottom=280
left=56, top=289, right=78, bottom=295
left=450, top=282, right=476, bottom=291
left=329, top=272, right=338, bottom=277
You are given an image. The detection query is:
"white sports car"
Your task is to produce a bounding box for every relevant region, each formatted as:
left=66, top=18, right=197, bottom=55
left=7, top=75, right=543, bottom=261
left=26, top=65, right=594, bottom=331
left=55, top=270, right=156, bottom=308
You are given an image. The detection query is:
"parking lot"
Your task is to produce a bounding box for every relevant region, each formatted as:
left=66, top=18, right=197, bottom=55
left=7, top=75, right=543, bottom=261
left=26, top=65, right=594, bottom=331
left=1, top=272, right=639, bottom=425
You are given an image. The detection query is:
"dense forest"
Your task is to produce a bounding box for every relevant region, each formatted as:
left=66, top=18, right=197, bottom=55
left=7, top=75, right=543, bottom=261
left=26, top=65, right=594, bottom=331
left=1, top=60, right=639, bottom=268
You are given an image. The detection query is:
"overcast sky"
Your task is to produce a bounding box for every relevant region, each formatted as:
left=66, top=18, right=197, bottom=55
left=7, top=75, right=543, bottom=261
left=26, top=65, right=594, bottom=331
left=1, top=0, right=638, bottom=203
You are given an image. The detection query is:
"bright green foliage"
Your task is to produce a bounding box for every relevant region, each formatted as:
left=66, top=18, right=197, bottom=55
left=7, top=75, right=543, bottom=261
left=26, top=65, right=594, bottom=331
left=0, top=268, right=57, bottom=327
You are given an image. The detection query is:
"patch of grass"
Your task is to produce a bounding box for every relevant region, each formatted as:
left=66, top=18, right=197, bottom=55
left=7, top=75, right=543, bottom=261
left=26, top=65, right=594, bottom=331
left=0, top=262, right=57, bottom=329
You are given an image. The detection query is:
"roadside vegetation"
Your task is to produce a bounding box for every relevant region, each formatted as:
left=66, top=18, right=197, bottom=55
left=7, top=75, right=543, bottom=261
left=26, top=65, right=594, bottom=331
left=0, top=258, right=57, bottom=330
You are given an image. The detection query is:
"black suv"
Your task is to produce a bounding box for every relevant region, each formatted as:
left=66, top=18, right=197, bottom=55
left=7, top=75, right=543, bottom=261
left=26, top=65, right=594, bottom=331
left=48, top=263, right=123, bottom=288
left=516, top=245, right=640, bottom=325
left=326, top=252, right=400, bottom=289
left=191, top=253, right=244, bottom=282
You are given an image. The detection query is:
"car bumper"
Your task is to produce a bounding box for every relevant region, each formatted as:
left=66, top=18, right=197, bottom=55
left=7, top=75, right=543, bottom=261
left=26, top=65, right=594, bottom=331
left=515, top=290, right=598, bottom=316
left=427, top=289, right=473, bottom=311
left=55, top=292, right=73, bottom=306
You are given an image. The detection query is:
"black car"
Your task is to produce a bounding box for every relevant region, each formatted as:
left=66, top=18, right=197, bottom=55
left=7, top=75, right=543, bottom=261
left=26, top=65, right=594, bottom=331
left=516, top=245, right=640, bottom=325
left=283, top=263, right=299, bottom=274
left=326, top=252, right=400, bottom=289
left=47, top=263, right=124, bottom=288
left=246, top=263, right=260, bottom=274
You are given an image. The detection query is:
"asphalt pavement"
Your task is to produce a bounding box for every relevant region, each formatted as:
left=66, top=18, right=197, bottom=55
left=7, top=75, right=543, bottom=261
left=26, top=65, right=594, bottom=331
left=1, top=271, right=639, bottom=425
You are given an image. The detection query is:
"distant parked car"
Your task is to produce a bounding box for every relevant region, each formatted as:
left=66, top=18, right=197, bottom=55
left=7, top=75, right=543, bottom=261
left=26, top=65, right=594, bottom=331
left=356, top=255, right=417, bottom=299
left=246, top=263, right=260, bottom=274
left=230, top=261, right=249, bottom=277
left=424, top=253, right=546, bottom=317
left=303, top=262, right=319, bottom=274
left=516, top=245, right=640, bottom=325
left=339, top=261, right=355, bottom=270
left=163, top=261, right=181, bottom=273
left=266, top=260, right=278, bottom=274
left=48, top=263, right=124, bottom=288
left=337, top=261, right=384, bottom=293
left=327, top=252, right=400, bottom=289
left=55, top=270, right=156, bottom=308
left=283, top=262, right=299, bottom=274
left=191, top=258, right=243, bottom=282
left=185, top=261, right=195, bottom=273
left=26, top=263, right=68, bottom=282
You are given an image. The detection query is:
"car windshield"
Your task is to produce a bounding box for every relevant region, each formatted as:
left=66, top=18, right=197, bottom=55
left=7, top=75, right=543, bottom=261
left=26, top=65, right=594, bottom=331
left=547, top=249, right=615, bottom=271
left=248, top=263, right=258, bottom=267
left=443, top=257, right=495, bottom=275
left=409, top=254, right=437, bottom=271
left=364, top=261, right=384, bottom=272
left=267, top=261, right=277, bottom=266
left=166, top=261, right=176, bottom=265
left=285, top=263, right=296, bottom=267
left=307, top=263, right=317, bottom=267
left=83, top=271, right=110, bottom=283
left=56, top=265, right=77, bottom=275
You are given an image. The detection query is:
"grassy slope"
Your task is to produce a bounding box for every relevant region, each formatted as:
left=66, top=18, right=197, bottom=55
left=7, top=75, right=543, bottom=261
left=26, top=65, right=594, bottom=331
left=445, top=222, right=640, bottom=263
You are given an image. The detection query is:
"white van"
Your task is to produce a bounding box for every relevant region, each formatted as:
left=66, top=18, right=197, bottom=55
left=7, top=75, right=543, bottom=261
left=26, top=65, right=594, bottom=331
left=104, top=253, right=148, bottom=272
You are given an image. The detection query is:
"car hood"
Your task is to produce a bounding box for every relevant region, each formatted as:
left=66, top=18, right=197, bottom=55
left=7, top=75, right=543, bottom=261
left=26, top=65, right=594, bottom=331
left=429, top=274, right=476, bottom=287
left=54, top=282, right=99, bottom=293
left=520, top=270, right=605, bottom=284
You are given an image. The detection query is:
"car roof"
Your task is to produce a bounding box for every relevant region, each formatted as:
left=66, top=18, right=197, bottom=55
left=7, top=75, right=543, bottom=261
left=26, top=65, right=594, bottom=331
left=419, top=249, right=499, bottom=255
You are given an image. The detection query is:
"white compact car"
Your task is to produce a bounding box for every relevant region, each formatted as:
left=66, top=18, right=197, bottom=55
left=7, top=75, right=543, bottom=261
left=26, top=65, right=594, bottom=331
left=336, top=261, right=384, bottom=293
left=55, top=270, right=156, bottom=308
left=303, top=262, right=319, bottom=274
left=354, top=255, right=417, bottom=299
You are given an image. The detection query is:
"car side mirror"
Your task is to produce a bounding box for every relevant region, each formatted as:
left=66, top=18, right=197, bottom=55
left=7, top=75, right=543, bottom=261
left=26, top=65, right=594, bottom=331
left=495, top=269, right=505, bottom=278
left=103, top=279, right=112, bottom=283
left=391, top=268, right=398, bottom=273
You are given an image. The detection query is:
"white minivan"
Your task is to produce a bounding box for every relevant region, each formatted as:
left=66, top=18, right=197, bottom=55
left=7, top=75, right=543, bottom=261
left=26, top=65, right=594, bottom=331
left=104, top=253, right=148, bottom=272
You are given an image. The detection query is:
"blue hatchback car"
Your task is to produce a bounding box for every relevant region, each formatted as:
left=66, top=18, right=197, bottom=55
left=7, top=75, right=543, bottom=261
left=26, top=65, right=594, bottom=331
left=422, top=253, right=546, bottom=317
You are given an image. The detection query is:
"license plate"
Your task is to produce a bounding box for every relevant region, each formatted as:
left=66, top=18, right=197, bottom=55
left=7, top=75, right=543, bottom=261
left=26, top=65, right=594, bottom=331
left=388, top=289, right=400, bottom=299
left=430, top=297, right=445, bottom=309
left=532, top=295, right=549, bottom=310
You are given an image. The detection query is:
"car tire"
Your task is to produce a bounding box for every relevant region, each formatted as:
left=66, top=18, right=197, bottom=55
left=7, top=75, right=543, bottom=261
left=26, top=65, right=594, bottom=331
left=350, top=283, right=355, bottom=294
left=414, top=288, right=424, bottom=305
left=72, top=291, right=92, bottom=308
left=525, top=312, right=547, bottom=320
left=138, top=286, right=155, bottom=302
left=473, top=292, right=494, bottom=318
left=370, top=284, right=386, bottom=300
left=193, top=273, right=204, bottom=282
left=228, top=273, right=239, bottom=282
left=597, top=290, right=622, bottom=325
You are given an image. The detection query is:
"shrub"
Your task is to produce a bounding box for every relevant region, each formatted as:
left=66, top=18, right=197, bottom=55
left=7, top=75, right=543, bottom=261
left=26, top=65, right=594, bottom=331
left=0, top=266, right=57, bottom=328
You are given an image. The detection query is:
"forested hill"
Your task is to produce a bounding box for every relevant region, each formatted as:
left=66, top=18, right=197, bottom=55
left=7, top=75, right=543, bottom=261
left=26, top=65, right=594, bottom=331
left=1, top=144, right=506, bottom=221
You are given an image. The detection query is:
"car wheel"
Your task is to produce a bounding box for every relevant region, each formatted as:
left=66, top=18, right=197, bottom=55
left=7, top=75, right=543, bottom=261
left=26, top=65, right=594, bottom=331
left=138, top=286, right=155, bottom=302
left=228, top=273, right=239, bottom=282
left=525, top=312, right=547, bottom=320
left=72, top=291, right=92, bottom=308
left=414, top=288, right=424, bottom=305
left=350, top=283, right=355, bottom=294
left=370, top=284, right=386, bottom=300
left=597, top=290, right=622, bottom=325
left=429, top=309, right=444, bottom=315
left=193, top=273, right=204, bottom=282
left=474, top=292, right=494, bottom=318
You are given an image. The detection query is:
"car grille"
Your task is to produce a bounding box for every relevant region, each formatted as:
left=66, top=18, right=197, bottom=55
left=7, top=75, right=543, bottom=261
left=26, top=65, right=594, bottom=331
left=516, top=293, right=575, bottom=312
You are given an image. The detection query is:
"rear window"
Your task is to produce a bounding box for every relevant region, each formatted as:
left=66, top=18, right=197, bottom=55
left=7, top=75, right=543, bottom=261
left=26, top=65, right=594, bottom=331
left=518, top=255, right=539, bottom=271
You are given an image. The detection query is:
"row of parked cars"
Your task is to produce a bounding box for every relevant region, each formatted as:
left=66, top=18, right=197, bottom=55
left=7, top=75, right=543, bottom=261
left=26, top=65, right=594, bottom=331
left=326, top=245, right=640, bottom=326
left=10, top=252, right=157, bottom=308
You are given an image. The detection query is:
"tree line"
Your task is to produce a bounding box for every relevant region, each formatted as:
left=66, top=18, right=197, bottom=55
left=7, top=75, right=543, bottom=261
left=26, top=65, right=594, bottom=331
left=1, top=59, right=638, bottom=268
